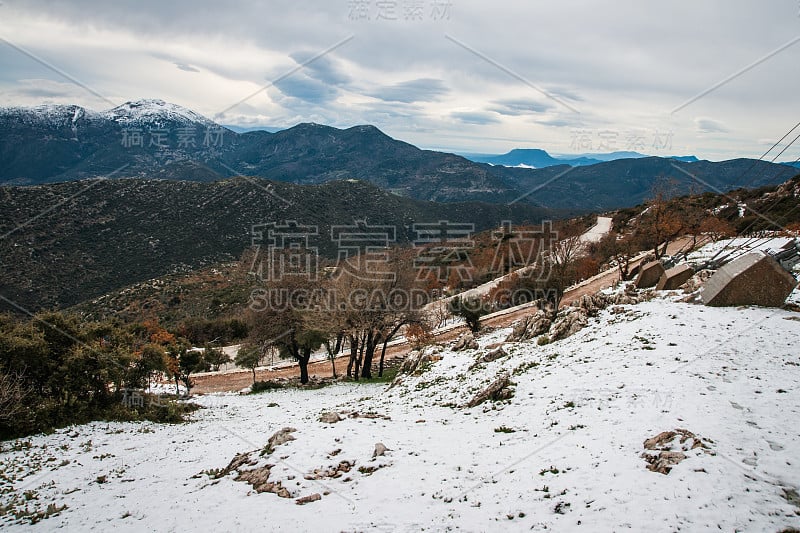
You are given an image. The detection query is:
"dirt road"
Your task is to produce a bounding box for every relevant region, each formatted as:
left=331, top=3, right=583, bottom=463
left=192, top=237, right=696, bottom=393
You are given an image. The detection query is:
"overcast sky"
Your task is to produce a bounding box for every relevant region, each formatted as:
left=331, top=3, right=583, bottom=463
left=1, top=0, right=798, bottom=161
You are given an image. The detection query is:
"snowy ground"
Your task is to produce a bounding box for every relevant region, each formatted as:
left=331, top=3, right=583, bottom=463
left=2, top=289, right=800, bottom=531
left=686, top=236, right=796, bottom=267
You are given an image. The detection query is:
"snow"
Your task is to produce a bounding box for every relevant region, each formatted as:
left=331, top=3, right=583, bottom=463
left=0, top=104, right=101, bottom=128
left=687, top=236, right=796, bottom=266
left=3, top=291, right=800, bottom=531
left=0, top=100, right=217, bottom=129
left=101, top=99, right=217, bottom=128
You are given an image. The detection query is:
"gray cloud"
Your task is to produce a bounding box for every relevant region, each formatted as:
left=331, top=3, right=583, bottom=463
left=367, top=78, right=449, bottom=103
left=289, top=52, right=351, bottom=87
left=490, top=98, right=553, bottom=116
left=175, top=63, right=199, bottom=73
left=695, top=117, right=729, bottom=134
left=0, top=0, right=797, bottom=159
left=273, top=75, right=339, bottom=104
left=450, top=110, right=501, bottom=125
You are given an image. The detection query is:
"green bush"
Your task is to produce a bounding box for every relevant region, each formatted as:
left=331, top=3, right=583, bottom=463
left=250, top=380, right=284, bottom=394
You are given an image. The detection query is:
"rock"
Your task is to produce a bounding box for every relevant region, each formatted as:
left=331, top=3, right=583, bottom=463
left=701, top=251, right=797, bottom=307
left=549, top=308, right=589, bottom=341
left=656, top=264, right=695, bottom=290
left=642, top=450, right=687, bottom=474
left=319, top=412, right=342, bottom=424
left=395, top=346, right=436, bottom=378
left=295, top=493, right=321, bottom=505
left=635, top=261, right=666, bottom=288
left=570, top=293, right=610, bottom=316
left=305, top=460, right=354, bottom=480
left=265, top=427, right=296, bottom=454
left=216, top=452, right=257, bottom=478
left=680, top=269, right=714, bottom=293
left=641, top=428, right=711, bottom=475
left=465, top=372, right=515, bottom=408
left=235, top=465, right=275, bottom=493
left=481, top=346, right=507, bottom=363
left=452, top=332, right=479, bottom=351
left=505, top=310, right=552, bottom=342
left=372, top=442, right=389, bottom=458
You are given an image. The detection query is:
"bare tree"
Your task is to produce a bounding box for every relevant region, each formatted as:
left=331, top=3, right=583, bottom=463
left=0, top=369, right=30, bottom=423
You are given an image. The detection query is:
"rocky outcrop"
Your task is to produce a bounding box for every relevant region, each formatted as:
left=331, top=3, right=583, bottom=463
left=265, top=427, right=297, bottom=454
left=507, top=286, right=642, bottom=344
left=394, top=345, right=443, bottom=381
left=452, top=332, right=479, bottom=351
left=549, top=309, right=589, bottom=341
left=506, top=310, right=552, bottom=342
left=641, top=428, right=711, bottom=475
left=480, top=346, right=507, bottom=363
left=465, top=372, right=515, bottom=407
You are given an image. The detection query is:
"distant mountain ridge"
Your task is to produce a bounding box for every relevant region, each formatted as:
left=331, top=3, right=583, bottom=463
left=0, top=99, right=793, bottom=211
left=465, top=148, right=699, bottom=168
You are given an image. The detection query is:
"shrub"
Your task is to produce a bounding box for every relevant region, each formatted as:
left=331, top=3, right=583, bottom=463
left=250, top=380, right=284, bottom=394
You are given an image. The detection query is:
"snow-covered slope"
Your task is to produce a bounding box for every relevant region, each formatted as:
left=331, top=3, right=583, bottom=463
left=0, top=100, right=217, bottom=130
left=2, top=290, right=800, bottom=531
left=101, top=99, right=218, bottom=128
left=0, top=104, right=102, bottom=128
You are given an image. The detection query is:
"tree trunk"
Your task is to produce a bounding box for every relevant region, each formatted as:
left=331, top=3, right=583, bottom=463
left=298, top=354, right=310, bottom=384
left=378, top=323, right=404, bottom=377
left=347, top=335, right=358, bottom=378
left=378, top=340, right=389, bottom=378
left=251, top=367, right=256, bottom=385
left=361, top=330, right=377, bottom=379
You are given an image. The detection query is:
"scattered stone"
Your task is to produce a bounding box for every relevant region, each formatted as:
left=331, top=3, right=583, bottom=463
left=452, top=332, right=479, bottom=351
left=295, top=493, right=321, bottom=505
left=657, top=264, right=695, bottom=290
left=265, top=427, right=296, bottom=454
left=480, top=346, right=507, bottom=363
left=348, top=411, right=391, bottom=420
left=373, top=443, right=389, bottom=458
left=701, top=251, right=797, bottom=307
left=319, top=412, right=342, bottom=424
left=465, top=372, right=515, bottom=408
left=305, top=460, right=354, bottom=480
left=641, top=428, right=711, bottom=474
left=635, top=261, right=666, bottom=289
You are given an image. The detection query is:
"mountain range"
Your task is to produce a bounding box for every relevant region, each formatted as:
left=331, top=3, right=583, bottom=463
left=1, top=99, right=797, bottom=211
left=463, top=148, right=699, bottom=168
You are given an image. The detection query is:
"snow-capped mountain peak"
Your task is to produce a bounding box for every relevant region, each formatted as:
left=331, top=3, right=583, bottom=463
left=101, top=99, right=217, bottom=128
